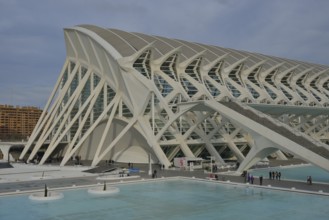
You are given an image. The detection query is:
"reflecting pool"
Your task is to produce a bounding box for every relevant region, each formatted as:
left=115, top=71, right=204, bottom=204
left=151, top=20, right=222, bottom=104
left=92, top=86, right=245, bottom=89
left=1, top=179, right=329, bottom=220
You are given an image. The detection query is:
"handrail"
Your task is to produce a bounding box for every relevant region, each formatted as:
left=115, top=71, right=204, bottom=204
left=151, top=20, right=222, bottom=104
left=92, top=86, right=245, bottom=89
left=220, top=101, right=329, bottom=159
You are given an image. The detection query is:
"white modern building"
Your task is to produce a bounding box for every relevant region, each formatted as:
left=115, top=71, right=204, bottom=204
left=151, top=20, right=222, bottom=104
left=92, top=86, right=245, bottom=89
left=19, top=25, right=329, bottom=173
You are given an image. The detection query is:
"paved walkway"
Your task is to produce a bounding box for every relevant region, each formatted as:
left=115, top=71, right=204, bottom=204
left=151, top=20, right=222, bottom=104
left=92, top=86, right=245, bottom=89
left=0, top=162, right=328, bottom=196
left=214, top=173, right=329, bottom=194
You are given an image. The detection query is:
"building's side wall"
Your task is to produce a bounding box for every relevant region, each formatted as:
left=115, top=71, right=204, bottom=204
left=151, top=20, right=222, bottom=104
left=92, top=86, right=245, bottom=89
left=0, top=105, right=42, bottom=141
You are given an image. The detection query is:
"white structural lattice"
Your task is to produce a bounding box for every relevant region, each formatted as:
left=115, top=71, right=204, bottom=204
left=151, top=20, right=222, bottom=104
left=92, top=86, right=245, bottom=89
left=20, top=25, right=329, bottom=172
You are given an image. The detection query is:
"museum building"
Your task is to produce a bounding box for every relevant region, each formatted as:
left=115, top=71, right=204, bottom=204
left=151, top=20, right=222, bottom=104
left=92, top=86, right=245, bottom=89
left=19, top=25, right=329, bottom=173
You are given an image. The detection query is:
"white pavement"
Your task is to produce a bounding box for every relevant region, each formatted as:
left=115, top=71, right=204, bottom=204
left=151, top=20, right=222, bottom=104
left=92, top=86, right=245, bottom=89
left=0, top=162, right=97, bottom=183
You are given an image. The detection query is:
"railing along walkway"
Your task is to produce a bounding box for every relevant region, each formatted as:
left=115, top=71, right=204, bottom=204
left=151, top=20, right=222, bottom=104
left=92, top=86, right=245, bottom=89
left=220, top=101, right=329, bottom=160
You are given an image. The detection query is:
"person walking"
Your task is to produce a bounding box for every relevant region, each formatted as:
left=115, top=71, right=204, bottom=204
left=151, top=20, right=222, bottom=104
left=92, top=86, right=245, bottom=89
left=259, top=175, right=263, bottom=185
left=307, top=176, right=312, bottom=185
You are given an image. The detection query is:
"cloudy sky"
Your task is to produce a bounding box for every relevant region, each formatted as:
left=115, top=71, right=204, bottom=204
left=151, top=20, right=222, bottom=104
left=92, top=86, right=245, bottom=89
left=1, top=0, right=329, bottom=108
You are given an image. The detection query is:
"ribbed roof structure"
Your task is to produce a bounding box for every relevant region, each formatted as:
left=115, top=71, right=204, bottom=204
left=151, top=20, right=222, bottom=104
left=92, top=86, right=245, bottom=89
left=20, top=25, right=329, bottom=173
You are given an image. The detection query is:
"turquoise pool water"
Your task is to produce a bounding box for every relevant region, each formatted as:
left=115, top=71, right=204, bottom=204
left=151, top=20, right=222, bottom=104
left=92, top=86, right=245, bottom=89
left=1, top=179, right=329, bottom=220
left=250, top=164, right=329, bottom=183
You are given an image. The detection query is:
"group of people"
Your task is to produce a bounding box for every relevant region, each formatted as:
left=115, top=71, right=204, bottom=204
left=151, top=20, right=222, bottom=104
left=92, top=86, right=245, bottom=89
left=246, top=173, right=255, bottom=184
left=243, top=172, right=264, bottom=185
left=212, top=164, right=218, bottom=172
left=242, top=170, right=281, bottom=185
left=128, top=162, right=134, bottom=168
left=241, top=169, right=315, bottom=187
left=269, top=171, right=281, bottom=180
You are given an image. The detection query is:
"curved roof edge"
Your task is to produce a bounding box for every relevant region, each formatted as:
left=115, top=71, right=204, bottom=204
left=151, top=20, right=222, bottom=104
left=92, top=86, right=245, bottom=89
left=73, top=25, right=328, bottom=71
left=68, top=25, right=123, bottom=59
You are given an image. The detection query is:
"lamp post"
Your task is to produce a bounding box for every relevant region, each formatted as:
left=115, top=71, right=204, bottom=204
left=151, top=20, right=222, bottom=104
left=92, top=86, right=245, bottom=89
left=207, top=156, right=214, bottom=173
left=148, top=153, right=152, bottom=176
